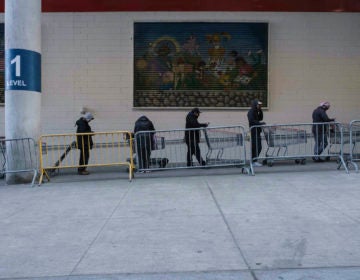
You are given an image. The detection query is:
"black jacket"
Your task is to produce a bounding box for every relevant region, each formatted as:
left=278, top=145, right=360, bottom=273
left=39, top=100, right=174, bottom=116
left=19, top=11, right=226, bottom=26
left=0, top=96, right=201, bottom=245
left=247, top=99, right=264, bottom=127
left=134, top=116, right=155, bottom=149
left=312, top=106, right=334, bottom=123
left=185, top=110, right=208, bottom=144
left=76, top=118, right=93, bottom=150
left=312, top=106, right=335, bottom=133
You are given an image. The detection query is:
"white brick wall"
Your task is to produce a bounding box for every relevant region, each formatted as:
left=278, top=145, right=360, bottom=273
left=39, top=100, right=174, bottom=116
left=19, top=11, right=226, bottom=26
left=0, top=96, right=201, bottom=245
left=1, top=12, right=359, bottom=135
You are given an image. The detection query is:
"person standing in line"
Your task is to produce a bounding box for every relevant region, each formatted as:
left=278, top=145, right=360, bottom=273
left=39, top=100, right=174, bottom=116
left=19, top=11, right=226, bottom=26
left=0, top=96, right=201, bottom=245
left=312, top=101, right=335, bottom=162
left=75, top=112, right=94, bottom=175
left=247, top=99, right=265, bottom=167
left=134, top=116, right=155, bottom=172
left=185, top=107, right=209, bottom=167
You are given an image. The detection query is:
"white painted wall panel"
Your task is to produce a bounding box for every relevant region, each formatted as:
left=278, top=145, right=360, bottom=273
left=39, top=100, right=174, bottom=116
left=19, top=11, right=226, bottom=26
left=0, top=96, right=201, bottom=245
left=0, top=12, right=359, bottom=135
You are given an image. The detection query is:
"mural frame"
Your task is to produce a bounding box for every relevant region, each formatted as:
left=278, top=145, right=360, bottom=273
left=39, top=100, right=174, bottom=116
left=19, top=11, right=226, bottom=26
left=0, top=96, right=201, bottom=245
left=133, top=22, right=269, bottom=109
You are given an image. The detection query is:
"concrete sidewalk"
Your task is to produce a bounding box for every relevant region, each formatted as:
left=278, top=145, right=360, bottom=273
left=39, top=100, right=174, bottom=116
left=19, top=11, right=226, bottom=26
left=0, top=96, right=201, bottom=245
left=0, top=163, right=360, bottom=280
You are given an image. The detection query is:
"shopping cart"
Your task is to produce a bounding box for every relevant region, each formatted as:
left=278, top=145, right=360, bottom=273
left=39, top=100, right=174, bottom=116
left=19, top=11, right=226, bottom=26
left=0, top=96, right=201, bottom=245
left=262, top=126, right=307, bottom=166
left=203, top=128, right=244, bottom=163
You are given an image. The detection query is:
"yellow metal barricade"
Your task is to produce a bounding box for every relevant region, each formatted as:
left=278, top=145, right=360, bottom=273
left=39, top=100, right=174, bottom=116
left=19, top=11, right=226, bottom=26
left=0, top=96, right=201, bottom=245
left=38, top=131, right=135, bottom=184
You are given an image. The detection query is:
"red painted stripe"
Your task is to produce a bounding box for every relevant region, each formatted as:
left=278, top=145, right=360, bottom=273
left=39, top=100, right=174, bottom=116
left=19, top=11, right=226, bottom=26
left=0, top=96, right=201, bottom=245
left=0, top=0, right=359, bottom=12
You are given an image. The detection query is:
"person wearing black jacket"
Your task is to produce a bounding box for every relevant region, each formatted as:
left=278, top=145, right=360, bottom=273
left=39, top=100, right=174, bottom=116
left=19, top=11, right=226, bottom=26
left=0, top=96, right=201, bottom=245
left=185, top=108, right=209, bottom=167
left=247, top=99, right=265, bottom=167
left=75, top=112, right=94, bottom=175
left=134, top=116, right=155, bottom=171
left=312, top=101, right=335, bottom=162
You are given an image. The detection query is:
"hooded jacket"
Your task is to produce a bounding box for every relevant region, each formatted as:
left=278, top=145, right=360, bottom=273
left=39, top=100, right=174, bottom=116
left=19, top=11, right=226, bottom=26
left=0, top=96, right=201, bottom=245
left=76, top=117, right=93, bottom=150
left=247, top=99, right=264, bottom=127
left=185, top=109, right=208, bottom=144
left=134, top=116, right=155, bottom=149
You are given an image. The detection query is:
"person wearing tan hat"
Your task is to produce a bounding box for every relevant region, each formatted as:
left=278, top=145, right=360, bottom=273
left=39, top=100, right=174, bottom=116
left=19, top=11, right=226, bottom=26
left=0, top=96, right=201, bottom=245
left=75, top=112, right=94, bottom=175
left=312, top=101, right=335, bottom=162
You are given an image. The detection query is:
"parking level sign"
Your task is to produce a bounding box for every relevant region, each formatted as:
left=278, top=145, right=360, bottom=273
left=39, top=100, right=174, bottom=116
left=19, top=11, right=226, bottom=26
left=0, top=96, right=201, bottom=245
left=5, top=49, right=41, bottom=92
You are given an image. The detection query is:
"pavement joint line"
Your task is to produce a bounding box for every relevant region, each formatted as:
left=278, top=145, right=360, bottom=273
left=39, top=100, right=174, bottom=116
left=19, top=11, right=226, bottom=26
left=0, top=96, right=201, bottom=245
left=68, top=183, right=134, bottom=277
left=0, top=268, right=258, bottom=280
left=205, top=179, right=259, bottom=280
left=252, top=264, right=360, bottom=273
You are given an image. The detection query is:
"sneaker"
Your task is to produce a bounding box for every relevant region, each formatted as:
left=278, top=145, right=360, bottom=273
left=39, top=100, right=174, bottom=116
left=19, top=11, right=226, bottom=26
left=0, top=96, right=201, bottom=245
left=78, top=170, right=90, bottom=175
left=252, top=162, right=263, bottom=167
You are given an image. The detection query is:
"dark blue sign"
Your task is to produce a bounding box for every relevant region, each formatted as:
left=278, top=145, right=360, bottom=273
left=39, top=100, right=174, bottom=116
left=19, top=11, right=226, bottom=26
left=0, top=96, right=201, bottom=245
left=5, top=49, right=41, bottom=92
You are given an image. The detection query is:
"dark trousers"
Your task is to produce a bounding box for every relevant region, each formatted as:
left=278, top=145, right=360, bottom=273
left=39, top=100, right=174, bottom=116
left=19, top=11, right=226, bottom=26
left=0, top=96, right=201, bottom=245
left=186, top=141, right=205, bottom=166
left=313, top=131, right=328, bottom=157
left=251, top=128, right=262, bottom=161
left=137, top=141, right=151, bottom=170
left=78, top=147, right=90, bottom=171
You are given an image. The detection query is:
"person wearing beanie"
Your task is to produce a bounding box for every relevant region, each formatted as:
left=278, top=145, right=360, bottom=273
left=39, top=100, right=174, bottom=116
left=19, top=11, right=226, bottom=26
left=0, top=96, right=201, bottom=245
left=185, top=108, right=209, bottom=167
left=312, top=101, right=335, bottom=162
left=75, top=112, right=94, bottom=175
left=247, top=99, right=265, bottom=167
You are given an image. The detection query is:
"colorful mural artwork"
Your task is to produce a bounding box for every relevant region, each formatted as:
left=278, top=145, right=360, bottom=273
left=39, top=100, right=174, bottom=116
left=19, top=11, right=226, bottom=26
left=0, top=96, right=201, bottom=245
left=134, top=22, right=268, bottom=108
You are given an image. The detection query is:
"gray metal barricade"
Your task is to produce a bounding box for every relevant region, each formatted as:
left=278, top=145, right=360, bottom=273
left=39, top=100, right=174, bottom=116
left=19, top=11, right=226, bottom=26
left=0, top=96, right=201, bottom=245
left=134, top=125, right=248, bottom=173
left=0, top=137, right=38, bottom=186
left=249, top=122, right=348, bottom=175
left=328, top=122, right=360, bottom=172
left=349, top=120, right=360, bottom=172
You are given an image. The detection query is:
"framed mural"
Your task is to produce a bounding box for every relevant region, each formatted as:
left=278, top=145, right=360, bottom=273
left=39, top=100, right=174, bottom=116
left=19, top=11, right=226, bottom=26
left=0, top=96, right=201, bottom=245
left=134, top=22, right=268, bottom=109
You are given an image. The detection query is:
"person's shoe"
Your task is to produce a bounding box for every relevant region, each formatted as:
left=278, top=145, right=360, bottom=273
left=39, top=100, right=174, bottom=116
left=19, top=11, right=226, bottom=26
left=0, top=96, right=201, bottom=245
left=252, top=162, right=263, bottom=167
left=312, top=157, right=324, bottom=162
left=78, top=170, right=90, bottom=175
left=201, top=161, right=207, bottom=166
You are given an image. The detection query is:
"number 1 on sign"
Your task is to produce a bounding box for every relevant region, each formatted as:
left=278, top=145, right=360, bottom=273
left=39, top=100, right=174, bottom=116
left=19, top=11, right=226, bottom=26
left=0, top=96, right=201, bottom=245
left=11, top=55, right=21, bottom=77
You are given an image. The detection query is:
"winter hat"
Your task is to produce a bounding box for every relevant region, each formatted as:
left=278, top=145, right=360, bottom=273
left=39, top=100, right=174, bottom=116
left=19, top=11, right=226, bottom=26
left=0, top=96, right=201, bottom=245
left=193, top=107, right=202, bottom=114
left=320, top=101, right=330, bottom=109
left=83, top=112, right=94, bottom=122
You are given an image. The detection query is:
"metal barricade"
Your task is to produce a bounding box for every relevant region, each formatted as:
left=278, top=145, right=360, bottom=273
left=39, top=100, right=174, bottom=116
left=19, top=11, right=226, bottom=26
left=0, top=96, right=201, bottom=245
left=328, top=122, right=360, bottom=172
left=133, top=125, right=248, bottom=173
left=0, top=137, right=5, bottom=178
left=249, top=122, right=348, bottom=175
left=349, top=120, right=360, bottom=172
left=39, top=131, right=134, bottom=184
left=0, top=137, right=38, bottom=186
